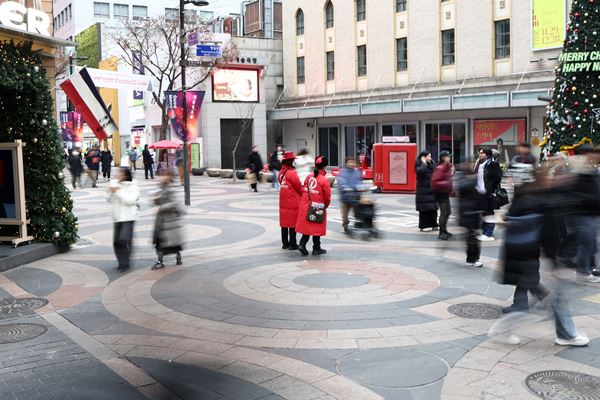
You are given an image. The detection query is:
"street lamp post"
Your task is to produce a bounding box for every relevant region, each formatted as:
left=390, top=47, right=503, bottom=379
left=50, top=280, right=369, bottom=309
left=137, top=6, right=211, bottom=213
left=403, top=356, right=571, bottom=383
left=180, top=0, right=208, bottom=206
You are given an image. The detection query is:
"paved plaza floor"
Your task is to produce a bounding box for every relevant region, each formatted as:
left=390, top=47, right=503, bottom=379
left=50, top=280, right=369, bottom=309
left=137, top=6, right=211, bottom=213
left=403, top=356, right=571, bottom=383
left=1, top=173, right=600, bottom=399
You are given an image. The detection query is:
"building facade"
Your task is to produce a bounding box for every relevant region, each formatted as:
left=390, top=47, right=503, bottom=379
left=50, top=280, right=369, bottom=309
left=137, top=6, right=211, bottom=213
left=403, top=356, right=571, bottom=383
left=242, top=0, right=282, bottom=39
left=273, top=0, right=570, bottom=167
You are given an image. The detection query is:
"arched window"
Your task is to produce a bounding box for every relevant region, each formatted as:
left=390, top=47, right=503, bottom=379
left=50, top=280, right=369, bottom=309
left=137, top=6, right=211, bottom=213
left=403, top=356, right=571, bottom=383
left=296, top=9, right=304, bottom=36
left=325, top=1, right=334, bottom=29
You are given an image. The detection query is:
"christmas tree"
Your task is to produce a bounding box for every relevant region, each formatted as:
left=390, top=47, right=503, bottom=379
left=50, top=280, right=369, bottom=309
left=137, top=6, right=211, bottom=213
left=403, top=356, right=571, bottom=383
left=0, top=40, right=78, bottom=246
left=542, top=0, right=600, bottom=155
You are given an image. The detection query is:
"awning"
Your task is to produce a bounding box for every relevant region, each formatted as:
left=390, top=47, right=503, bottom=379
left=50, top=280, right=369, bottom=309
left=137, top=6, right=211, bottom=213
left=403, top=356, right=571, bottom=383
left=0, top=26, right=76, bottom=48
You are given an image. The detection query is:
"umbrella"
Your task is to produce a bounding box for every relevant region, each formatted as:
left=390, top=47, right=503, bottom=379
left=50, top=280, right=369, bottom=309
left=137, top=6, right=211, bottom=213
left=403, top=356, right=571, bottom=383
left=148, top=140, right=182, bottom=150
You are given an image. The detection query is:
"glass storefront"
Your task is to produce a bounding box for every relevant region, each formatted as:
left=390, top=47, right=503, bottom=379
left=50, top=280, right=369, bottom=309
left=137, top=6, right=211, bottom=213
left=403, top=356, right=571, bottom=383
left=345, top=125, right=375, bottom=167
left=425, top=122, right=466, bottom=164
left=318, top=126, right=339, bottom=167
left=382, top=123, right=418, bottom=143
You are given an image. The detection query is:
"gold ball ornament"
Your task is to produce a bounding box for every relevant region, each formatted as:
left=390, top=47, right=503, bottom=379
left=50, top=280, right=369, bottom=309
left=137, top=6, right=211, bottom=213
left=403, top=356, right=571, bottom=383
left=32, top=138, right=37, bottom=143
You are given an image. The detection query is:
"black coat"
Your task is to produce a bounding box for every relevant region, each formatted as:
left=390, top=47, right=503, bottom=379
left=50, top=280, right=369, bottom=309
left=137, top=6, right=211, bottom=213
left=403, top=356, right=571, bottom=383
left=142, top=149, right=154, bottom=165
left=457, top=172, right=481, bottom=229
left=68, top=154, right=83, bottom=176
left=415, top=161, right=437, bottom=212
left=247, top=151, right=263, bottom=174
left=100, top=151, right=113, bottom=171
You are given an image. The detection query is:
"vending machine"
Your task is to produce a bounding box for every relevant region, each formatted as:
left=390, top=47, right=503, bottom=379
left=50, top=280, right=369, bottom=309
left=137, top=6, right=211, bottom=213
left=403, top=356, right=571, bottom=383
left=372, top=143, right=417, bottom=193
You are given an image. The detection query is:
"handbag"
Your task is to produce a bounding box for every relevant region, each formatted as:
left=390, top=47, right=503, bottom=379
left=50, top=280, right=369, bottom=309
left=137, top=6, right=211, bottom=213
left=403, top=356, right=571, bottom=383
left=490, top=187, right=509, bottom=209
left=305, top=178, right=325, bottom=223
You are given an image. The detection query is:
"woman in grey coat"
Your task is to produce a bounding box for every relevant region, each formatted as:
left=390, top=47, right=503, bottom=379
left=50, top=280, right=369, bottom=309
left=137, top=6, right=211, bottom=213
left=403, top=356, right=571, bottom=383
left=151, top=173, right=185, bottom=270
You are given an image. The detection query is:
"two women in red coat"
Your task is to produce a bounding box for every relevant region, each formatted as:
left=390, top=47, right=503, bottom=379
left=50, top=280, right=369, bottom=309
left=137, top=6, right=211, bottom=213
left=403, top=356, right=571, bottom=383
left=296, top=156, right=331, bottom=256
left=278, top=152, right=303, bottom=250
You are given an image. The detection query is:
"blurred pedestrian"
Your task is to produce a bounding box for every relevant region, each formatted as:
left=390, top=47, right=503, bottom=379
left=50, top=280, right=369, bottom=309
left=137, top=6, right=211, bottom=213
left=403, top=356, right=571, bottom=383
left=67, top=148, right=83, bottom=189
left=295, top=148, right=315, bottom=185
left=456, top=164, right=482, bottom=267
left=246, top=145, right=263, bottom=193
left=278, top=151, right=302, bottom=250
left=176, top=149, right=184, bottom=185
left=510, top=142, right=536, bottom=165
left=296, top=156, right=331, bottom=256
left=100, top=148, right=113, bottom=180
left=84, top=145, right=100, bottom=188
left=474, top=148, right=502, bottom=241
left=338, top=156, right=362, bottom=234
left=431, top=150, right=454, bottom=240
left=107, top=167, right=140, bottom=270
left=142, top=144, right=154, bottom=180
left=415, top=151, right=438, bottom=231
left=129, top=147, right=139, bottom=171
left=151, top=172, right=184, bottom=270
left=269, top=145, right=284, bottom=191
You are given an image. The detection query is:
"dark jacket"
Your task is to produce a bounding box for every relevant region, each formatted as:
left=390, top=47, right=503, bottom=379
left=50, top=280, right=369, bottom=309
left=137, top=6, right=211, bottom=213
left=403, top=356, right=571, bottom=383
left=246, top=151, right=263, bottom=175
left=142, top=148, right=154, bottom=165
left=571, top=173, right=600, bottom=216
left=415, top=161, right=438, bottom=212
left=269, top=151, right=282, bottom=171
left=510, top=153, right=536, bottom=166
left=153, top=184, right=184, bottom=250
left=85, top=150, right=100, bottom=171
left=68, top=154, right=83, bottom=176
left=457, top=171, right=480, bottom=230
left=100, top=151, right=113, bottom=171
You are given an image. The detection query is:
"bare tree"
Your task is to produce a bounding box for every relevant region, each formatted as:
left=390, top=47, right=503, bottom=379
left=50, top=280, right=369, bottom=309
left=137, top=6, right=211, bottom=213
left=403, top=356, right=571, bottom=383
left=232, top=102, right=257, bottom=183
left=110, top=15, right=237, bottom=140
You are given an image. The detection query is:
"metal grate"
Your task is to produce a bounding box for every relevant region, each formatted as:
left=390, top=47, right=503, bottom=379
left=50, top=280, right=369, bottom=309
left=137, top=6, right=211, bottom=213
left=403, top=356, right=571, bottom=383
left=525, top=370, right=600, bottom=400
left=447, top=303, right=503, bottom=320
left=0, top=323, right=47, bottom=344
left=0, top=298, right=48, bottom=319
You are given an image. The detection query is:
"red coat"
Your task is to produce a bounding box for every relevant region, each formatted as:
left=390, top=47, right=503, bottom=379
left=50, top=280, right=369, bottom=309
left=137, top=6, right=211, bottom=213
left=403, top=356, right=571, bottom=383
left=431, top=162, right=454, bottom=194
left=295, top=170, right=332, bottom=237
left=278, top=166, right=303, bottom=228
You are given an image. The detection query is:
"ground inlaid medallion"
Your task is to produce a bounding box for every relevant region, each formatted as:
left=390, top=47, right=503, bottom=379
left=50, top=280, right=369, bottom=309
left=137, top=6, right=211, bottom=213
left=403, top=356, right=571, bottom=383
left=447, top=303, right=502, bottom=320
left=0, top=323, right=48, bottom=343
left=525, top=370, right=600, bottom=400
left=0, top=297, right=48, bottom=319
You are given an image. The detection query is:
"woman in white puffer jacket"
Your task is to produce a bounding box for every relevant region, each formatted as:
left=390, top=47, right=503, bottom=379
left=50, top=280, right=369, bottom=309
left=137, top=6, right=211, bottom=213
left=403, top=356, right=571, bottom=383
left=294, top=148, right=315, bottom=185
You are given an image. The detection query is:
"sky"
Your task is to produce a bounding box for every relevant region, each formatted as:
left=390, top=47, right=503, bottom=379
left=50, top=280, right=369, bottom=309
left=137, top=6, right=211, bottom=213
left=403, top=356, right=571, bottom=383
left=205, top=0, right=245, bottom=16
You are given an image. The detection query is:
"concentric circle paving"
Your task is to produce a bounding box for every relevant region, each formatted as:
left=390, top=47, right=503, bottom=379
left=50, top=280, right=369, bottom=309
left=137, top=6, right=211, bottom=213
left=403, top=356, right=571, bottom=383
left=0, top=323, right=48, bottom=344
left=525, top=370, right=600, bottom=400
left=294, top=273, right=370, bottom=289
left=0, top=298, right=48, bottom=319
left=338, top=349, right=448, bottom=388
left=447, top=303, right=502, bottom=320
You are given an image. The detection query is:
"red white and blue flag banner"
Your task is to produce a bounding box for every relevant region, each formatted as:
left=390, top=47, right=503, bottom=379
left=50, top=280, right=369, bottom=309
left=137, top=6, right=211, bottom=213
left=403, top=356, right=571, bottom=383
left=165, top=91, right=205, bottom=141
left=60, top=67, right=117, bottom=141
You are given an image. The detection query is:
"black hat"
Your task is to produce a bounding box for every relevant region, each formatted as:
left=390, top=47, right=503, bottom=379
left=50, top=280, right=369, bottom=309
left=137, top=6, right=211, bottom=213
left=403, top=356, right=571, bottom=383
left=439, top=150, right=452, bottom=159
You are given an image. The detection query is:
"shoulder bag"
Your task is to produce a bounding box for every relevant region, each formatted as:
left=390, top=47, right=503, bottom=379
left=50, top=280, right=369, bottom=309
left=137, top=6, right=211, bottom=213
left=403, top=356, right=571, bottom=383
left=305, top=177, right=325, bottom=223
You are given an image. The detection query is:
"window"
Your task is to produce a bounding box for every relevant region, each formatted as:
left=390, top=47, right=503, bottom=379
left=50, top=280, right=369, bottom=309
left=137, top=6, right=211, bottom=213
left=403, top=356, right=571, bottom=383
left=132, top=5, right=148, bottom=20
left=165, top=8, right=178, bottom=20
left=93, top=2, right=109, bottom=18
left=382, top=123, right=417, bottom=143
left=68, top=4, right=72, bottom=20
left=319, top=127, right=339, bottom=167
left=356, top=0, right=366, bottom=21
left=326, top=51, right=335, bottom=80
left=345, top=126, right=375, bottom=167
left=441, top=29, right=455, bottom=65
left=357, top=45, right=367, bottom=76
left=325, top=1, right=334, bottom=29
left=396, top=0, right=406, bottom=12
left=495, top=19, right=510, bottom=59
left=296, top=9, right=304, bottom=35
left=396, top=38, right=407, bottom=71
left=113, top=4, right=129, bottom=20
left=297, top=57, right=305, bottom=84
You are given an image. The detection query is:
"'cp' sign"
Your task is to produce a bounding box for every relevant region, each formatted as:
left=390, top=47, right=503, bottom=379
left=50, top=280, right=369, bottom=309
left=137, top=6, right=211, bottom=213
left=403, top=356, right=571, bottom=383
left=0, top=1, right=51, bottom=36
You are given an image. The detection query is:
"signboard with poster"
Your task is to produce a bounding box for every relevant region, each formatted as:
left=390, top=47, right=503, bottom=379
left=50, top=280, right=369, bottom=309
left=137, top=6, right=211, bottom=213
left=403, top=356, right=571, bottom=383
left=212, top=68, right=260, bottom=103
left=0, top=140, right=34, bottom=247
left=531, top=0, right=566, bottom=51
left=473, top=119, right=526, bottom=165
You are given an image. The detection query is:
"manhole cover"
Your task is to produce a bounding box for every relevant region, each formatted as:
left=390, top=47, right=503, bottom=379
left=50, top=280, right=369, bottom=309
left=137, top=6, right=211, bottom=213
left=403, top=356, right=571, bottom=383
left=525, top=370, right=600, bottom=400
left=447, top=303, right=502, bottom=320
left=0, top=324, right=47, bottom=344
left=72, top=237, right=98, bottom=249
left=0, top=298, right=48, bottom=319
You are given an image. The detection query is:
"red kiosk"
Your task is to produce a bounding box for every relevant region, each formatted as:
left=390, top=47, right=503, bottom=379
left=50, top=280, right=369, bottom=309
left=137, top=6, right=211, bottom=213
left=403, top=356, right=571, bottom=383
left=372, top=142, right=417, bottom=193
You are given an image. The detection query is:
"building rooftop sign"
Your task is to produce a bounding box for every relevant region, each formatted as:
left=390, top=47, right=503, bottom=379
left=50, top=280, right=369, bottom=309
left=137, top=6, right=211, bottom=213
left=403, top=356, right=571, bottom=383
left=0, top=1, right=51, bottom=36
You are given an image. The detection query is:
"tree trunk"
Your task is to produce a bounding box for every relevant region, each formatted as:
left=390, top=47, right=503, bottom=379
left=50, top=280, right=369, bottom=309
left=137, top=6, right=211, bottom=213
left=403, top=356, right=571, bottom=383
left=232, top=152, right=237, bottom=183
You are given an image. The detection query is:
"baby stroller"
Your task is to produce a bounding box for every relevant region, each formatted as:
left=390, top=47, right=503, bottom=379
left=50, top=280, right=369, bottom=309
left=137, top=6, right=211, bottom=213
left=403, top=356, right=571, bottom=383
left=349, top=187, right=379, bottom=240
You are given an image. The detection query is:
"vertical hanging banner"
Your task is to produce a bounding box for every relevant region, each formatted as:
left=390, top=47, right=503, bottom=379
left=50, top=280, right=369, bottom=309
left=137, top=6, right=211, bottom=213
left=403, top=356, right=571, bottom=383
left=532, top=0, right=566, bottom=51
left=59, top=111, right=85, bottom=143
left=132, top=50, right=145, bottom=104
left=165, top=91, right=205, bottom=141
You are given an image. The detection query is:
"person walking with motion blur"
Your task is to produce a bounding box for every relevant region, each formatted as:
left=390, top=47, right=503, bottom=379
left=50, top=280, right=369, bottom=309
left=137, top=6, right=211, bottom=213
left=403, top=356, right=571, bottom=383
left=296, top=156, right=332, bottom=256
left=151, top=172, right=185, bottom=270
left=294, top=148, right=315, bottom=186
left=269, top=145, right=284, bottom=191
left=415, top=151, right=438, bottom=231
left=457, top=163, right=483, bottom=267
left=142, top=144, right=154, bottom=180
left=107, top=168, right=140, bottom=270
left=338, top=156, right=362, bottom=234
left=100, top=148, right=113, bottom=180
left=474, top=148, right=502, bottom=241
left=278, top=152, right=302, bottom=250
left=67, top=148, right=83, bottom=189
left=85, top=145, right=101, bottom=188
left=431, top=150, right=454, bottom=240
left=246, top=145, right=263, bottom=193
left=129, top=147, right=139, bottom=171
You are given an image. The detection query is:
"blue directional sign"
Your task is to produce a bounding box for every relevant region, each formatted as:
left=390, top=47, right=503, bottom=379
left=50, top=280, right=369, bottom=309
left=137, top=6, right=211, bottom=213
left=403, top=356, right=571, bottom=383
left=196, top=45, right=222, bottom=58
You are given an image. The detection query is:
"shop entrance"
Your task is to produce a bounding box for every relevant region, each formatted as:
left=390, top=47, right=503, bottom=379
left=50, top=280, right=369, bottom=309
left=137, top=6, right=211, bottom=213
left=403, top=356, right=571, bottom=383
left=345, top=125, right=375, bottom=167
left=318, top=126, right=339, bottom=167
left=424, top=122, right=466, bottom=164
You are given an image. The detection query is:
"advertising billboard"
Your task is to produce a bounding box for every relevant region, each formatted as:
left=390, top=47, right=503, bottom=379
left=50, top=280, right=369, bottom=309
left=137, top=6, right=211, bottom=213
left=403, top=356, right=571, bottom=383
left=165, top=91, right=205, bottom=141
left=532, top=0, right=566, bottom=51
left=212, top=68, right=259, bottom=103
left=473, top=119, right=527, bottom=164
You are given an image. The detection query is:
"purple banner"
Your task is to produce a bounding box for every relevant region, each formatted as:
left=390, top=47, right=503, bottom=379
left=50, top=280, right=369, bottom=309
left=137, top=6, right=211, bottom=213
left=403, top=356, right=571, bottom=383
left=165, top=91, right=205, bottom=141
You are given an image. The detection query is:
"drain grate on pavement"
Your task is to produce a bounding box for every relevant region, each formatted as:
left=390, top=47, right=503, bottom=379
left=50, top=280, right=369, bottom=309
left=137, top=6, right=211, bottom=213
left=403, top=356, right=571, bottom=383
left=0, top=298, right=48, bottom=319
left=0, top=323, right=47, bottom=343
left=525, top=370, right=600, bottom=400
left=72, top=237, right=98, bottom=249
left=447, top=303, right=502, bottom=320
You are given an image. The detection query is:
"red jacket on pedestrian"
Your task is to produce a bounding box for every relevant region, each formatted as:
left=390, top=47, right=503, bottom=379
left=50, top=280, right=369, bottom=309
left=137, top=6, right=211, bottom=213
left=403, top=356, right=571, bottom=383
left=295, top=170, right=332, bottom=237
left=431, top=162, right=454, bottom=194
left=278, top=165, right=303, bottom=228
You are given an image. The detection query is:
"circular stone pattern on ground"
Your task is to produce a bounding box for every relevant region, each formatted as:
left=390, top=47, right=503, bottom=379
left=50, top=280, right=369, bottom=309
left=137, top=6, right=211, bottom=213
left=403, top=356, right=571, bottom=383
left=338, top=349, right=448, bottom=388
left=0, top=324, right=48, bottom=344
left=525, top=370, right=600, bottom=400
left=447, top=303, right=502, bottom=320
left=0, top=298, right=49, bottom=318
left=293, top=273, right=370, bottom=289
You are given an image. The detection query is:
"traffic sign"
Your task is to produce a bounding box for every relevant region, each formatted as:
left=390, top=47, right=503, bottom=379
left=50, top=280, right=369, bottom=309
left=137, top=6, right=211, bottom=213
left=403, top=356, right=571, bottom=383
left=196, top=44, right=222, bottom=58
left=188, top=32, right=199, bottom=46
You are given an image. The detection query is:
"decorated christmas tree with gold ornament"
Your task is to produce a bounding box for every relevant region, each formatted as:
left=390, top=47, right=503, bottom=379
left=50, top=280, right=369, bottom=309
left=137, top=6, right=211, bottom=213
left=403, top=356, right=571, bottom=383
left=0, top=40, right=78, bottom=246
left=542, top=0, right=600, bottom=155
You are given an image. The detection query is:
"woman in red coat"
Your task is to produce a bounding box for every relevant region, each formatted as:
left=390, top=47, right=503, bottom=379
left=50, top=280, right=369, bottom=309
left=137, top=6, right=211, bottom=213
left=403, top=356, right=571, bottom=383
left=278, top=151, right=303, bottom=250
left=296, top=156, right=332, bottom=256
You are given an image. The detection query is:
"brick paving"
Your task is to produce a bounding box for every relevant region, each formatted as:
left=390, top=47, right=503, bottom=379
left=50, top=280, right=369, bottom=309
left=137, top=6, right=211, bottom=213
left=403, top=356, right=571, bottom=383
left=0, top=173, right=599, bottom=399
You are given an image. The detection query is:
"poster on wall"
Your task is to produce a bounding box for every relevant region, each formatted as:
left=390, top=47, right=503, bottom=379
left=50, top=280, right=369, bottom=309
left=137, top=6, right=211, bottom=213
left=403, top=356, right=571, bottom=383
left=0, top=149, right=16, bottom=219
left=212, top=68, right=259, bottom=102
left=165, top=91, right=205, bottom=142
left=388, top=152, right=408, bottom=185
left=473, top=119, right=527, bottom=164
left=532, top=0, right=566, bottom=51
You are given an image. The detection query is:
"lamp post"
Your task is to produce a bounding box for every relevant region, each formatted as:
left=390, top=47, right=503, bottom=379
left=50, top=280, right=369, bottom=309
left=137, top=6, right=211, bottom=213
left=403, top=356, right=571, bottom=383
left=180, top=0, right=208, bottom=206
